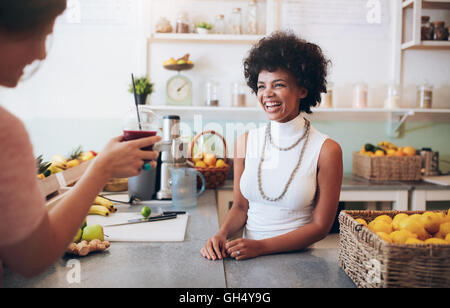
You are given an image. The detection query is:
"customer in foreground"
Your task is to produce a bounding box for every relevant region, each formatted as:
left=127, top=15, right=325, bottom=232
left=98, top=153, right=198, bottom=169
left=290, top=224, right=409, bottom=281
left=0, top=0, right=160, bottom=284
left=201, top=31, right=343, bottom=261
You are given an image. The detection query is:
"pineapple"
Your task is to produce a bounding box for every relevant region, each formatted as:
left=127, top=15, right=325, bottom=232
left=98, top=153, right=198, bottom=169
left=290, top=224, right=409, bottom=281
left=36, top=155, right=51, bottom=177
left=68, top=146, right=83, bottom=160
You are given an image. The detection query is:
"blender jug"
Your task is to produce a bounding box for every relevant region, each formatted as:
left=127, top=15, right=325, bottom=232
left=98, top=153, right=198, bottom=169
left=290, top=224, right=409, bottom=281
left=169, top=167, right=206, bottom=208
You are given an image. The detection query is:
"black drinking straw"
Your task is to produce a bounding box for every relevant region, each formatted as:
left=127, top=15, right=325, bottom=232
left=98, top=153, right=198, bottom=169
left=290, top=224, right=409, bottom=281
left=131, top=73, right=143, bottom=130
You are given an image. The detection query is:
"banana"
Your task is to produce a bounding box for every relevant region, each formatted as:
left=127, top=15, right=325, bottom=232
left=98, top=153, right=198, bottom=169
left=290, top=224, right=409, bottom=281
left=94, top=196, right=114, bottom=211
left=89, top=205, right=110, bottom=217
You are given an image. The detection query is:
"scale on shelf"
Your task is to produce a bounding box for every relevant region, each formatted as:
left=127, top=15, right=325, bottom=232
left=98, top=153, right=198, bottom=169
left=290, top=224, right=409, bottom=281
left=164, top=57, right=194, bottom=106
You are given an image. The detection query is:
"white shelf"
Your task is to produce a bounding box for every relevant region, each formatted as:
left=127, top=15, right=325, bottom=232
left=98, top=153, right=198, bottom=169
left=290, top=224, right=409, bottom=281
left=402, top=40, right=450, bottom=50
left=403, top=0, right=450, bottom=9
left=142, top=105, right=450, bottom=121
left=149, top=33, right=265, bottom=44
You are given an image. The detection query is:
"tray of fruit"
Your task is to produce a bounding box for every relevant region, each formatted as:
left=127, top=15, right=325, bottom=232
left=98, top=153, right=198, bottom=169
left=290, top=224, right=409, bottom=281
left=353, top=141, right=423, bottom=181
left=339, top=209, right=450, bottom=288
left=187, top=130, right=230, bottom=189
left=163, top=53, right=194, bottom=71
left=36, top=146, right=97, bottom=198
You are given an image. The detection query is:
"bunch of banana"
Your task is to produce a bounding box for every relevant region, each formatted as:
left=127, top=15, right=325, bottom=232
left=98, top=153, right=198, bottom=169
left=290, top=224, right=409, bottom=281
left=378, top=141, right=398, bottom=151
left=88, top=196, right=118, bottom=217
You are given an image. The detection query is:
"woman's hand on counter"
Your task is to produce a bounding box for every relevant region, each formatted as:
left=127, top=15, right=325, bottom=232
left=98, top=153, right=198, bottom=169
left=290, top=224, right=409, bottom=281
left=200, top=232, right=227, bottom=261
left=95, top=134, right=161, bottom=178
left=225, top=238, right=264, bottom=261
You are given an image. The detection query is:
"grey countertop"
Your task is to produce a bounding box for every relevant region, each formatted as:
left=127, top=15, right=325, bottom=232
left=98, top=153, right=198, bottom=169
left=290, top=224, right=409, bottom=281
left=219, top=174, right=450, bottom=191
left=3, top=190, right=355, bottom=288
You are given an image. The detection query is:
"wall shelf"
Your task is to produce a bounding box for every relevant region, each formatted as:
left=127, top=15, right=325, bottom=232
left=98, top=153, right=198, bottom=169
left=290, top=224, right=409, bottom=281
left=402, top=40, right=450, bottom=50
left=149, top=33, right=264, bottom=44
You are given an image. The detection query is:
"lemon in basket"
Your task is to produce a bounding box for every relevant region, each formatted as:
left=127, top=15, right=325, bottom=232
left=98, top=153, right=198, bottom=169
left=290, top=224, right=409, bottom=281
left=216, top=159, right=227, bottom=168
left=374, top=215, right=393, bottom=225
left=420, top=212, right=442, bottom=234
left=390, top=230, right=417, bottom=244
left=376, top=232, right=392, bottom=243
left=195, top=161, right=207, bottom=168
left=445, top=233, right=450, bottom=243
left=355, top=218, right=368, bottom=227
left=399, top=218, right=431, bottom=241
left=405, top=238, right=425, bottom=245
left=438, top=222, right=450, bottom=237
left=424, top=238, right=449, bottom=245
left=368, top=220, right=392, bottom=234
left=392, top=213, right=409, bottom=231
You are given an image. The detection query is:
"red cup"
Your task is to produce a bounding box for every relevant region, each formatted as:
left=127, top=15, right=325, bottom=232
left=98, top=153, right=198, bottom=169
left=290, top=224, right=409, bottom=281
left=123, top=130, right=157, bottom=151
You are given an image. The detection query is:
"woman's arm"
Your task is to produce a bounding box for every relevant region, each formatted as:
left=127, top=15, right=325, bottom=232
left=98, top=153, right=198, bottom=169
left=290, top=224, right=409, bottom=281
left=200, top=133, right=250, bottom=260
left=226, top=139, right=343, bottom=260
left=0, top=113, right=160, bottom=277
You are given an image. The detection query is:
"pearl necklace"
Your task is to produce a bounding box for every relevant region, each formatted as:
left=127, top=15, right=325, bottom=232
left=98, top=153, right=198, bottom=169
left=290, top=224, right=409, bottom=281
left=257, top=118, right=311, bottom=202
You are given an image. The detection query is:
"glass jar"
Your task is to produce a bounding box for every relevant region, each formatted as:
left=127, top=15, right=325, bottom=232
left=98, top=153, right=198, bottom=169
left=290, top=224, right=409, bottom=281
left=417, top=83, right=433, bottom=109
left=246, top=0, right=258, bottom=35
left=352, top=83, right=368, bottom=108
left=231, top=82, right=246, bottom=107
left=421, top=16, right=433, bottom=41
left=384, top=84, right=401, bottom=109
left=176, top=11, right=190, bottom=33
left=433, top=21, right=448, bottom=41
left=214, top=14, right=226, bottom=34
left=205, top=81, right=220, bottom=107
left=231, top=8, right=243, bottom=35
left=320, top=82, right=334, bottom=108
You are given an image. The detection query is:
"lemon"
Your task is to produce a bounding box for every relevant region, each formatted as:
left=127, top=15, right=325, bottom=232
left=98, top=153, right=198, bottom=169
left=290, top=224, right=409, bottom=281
left=368, top=220, right=393, bottom=234
left=402, top=146, right=416, bottom=156
left=386, top=149, right=396, bottom=156
left=420, top=212, right=442, bottom=234
left=424, top=238, right=449, bottom=245
left=390, top=230, right=417, bottom=244
left=399, top=218, right=430, bottom=241
left=445, top=233, right=450, bottom=243
left=376, top=232, right=392, bottom=243
left=374, top=215, right=393, bottom=224
left=195, top=161, right=207, bottom=168
left=215, top=159, right=227, bottom=168
left=405, top=238, right=425, bottom=245
left=355, top=218, right=368, bottom=227
left=392, top=213, right=409, bottom=231
left=438, top=222, right=450, bottom=237
left=374, top=150, right=385, bottom=157
left=409, top=214, right=422, bottom=223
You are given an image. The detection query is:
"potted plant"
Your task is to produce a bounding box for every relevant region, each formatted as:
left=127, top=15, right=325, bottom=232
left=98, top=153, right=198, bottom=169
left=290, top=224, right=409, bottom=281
left=129, top=76, right=154, bottom=105
left=196, top=22, right=213, bottom=34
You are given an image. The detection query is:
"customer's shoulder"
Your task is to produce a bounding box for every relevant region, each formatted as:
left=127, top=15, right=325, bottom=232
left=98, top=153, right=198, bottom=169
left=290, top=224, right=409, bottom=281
left=0, top=106, right=29, bottom=146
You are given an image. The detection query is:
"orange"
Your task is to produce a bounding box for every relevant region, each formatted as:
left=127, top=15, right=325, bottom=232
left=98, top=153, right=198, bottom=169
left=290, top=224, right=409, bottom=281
left=402, top=146, right=416, bottom=156
left=394, top=150, right=404, bottom=157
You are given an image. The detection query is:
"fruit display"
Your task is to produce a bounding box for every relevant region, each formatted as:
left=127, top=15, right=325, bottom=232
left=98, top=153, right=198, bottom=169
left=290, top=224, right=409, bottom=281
left=88, top=195, right=118, bottom=217
left=67, top=221, right=110, bottom=257
left=193, top=152, right=228, bottom=169
left=36, top=146, right=97, bottom=179
left=358, top=141, right=417, bottom=157
left=163, top=53, right=194, bottom=70
left=354, top=209, right=450, bottom=245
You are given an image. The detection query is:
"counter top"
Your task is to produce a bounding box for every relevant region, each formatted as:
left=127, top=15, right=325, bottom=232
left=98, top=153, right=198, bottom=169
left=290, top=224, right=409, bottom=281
left=3, top=190, right=355, bottom=288
left=219, top=174, right=450, bottom=191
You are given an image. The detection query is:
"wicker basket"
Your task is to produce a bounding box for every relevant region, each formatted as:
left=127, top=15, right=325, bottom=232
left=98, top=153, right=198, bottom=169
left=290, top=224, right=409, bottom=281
left=103, top=178, right=128, bottom=192
left=188, top=130, right=230, bottom=189
left=352, top=152, right=422, bottom=181
left=339, top=210, right=450, bottom=288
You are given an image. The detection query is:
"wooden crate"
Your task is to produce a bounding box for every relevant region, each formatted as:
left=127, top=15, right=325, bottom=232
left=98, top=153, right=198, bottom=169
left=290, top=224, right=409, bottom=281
left=352, top=152, right=422, bottom=181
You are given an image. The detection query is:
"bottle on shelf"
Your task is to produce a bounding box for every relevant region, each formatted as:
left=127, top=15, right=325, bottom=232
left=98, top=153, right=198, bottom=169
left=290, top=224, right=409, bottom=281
left=247, top=0, right=258, bottom=35
left=417, top=82, right=433, bottom=109
left=176, top=11, right=190, bottom=34
left=433, top=21, right=448, bottom=41
left=214, top=14, right=226, bottom=34
left=420, top=16, right=433, bottom=41
left=320, top=82, right=334, bottom=108
left=231, top=8, right=243, bottom=35
left=384, top=84, right=401, bottom=109
left=352, top=83, right=368, bottom=108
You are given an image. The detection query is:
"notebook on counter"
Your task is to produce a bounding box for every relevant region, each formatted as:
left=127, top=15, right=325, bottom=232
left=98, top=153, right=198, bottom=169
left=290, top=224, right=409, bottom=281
left=423, top=176, right=450, bottom=186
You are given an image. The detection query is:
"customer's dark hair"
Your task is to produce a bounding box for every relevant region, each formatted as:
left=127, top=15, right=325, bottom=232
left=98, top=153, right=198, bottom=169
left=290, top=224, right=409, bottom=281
left=0, top=0, right=67, bottom=35
left=244, top=31, right=330, bottom=114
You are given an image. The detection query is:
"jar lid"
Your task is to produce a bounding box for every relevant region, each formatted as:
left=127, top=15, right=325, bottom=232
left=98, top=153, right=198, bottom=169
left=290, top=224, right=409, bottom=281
left=432, top=21, right=445, bottom=27
left=421, top=16, right=430, bottom=22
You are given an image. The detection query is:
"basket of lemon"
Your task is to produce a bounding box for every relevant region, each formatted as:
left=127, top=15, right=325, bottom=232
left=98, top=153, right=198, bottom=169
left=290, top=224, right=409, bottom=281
left=339, top=209, right=450, bottom=288
left=188, top=130, right=230, bottom=189
left=352, top=141, right=422, bottom=181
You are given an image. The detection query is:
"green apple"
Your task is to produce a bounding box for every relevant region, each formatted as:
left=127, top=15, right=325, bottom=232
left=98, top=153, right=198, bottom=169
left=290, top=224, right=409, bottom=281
left=82, top=224, right=104, bottom=242
left=72, top=228, right=83, bottom=243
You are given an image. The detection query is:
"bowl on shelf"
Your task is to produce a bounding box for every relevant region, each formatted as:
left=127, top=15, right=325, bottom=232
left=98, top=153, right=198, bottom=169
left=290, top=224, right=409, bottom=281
left=163, top=63, right=194, bottom=71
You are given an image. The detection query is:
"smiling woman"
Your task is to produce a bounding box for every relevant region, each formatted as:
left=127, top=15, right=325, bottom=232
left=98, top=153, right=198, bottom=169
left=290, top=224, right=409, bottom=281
left=201, top=31, right=343, bottom=261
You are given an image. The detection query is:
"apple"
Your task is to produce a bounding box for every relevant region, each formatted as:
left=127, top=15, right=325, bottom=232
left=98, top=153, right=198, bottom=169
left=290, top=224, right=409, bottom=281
left=82, top=224, right=104, bottom=242
left=177, top=59, right=187, bottom=65
left=203, top=153, right=217, bottom=167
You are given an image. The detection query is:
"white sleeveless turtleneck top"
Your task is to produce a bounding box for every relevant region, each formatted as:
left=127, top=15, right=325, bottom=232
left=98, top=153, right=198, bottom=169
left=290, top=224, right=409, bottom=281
left=239, top=114, right=329, bottom=240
